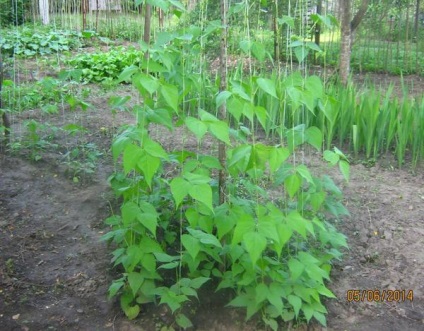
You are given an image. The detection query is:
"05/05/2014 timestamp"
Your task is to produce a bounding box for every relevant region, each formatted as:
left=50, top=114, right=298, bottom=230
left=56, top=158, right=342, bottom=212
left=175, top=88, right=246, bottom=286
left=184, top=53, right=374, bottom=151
left=346, top=289, right=414, bottom=303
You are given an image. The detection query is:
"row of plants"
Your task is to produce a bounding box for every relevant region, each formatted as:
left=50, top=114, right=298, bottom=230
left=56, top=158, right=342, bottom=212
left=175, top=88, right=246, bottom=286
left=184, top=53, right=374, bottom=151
left=102, top=32, right=349, bottom=330
left=66, top=47, right=145, bottom=83
left=1, top=75, right=90, bottom=113
left=0, top=24, right=110, bottom=57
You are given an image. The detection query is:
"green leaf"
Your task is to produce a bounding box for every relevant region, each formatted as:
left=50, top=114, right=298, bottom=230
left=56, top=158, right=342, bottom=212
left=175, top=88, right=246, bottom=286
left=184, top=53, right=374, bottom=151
left=257, top=218, right=279, bottom=242
left=146, top=0, right=169, bottom=10
left=181, top=234, right=200, bottom=260
left=232, top=214, right=255, bottom=245
left=170, top=177, right=191, bottom=207
left=243, top=232, right=267, bottom=265
left=185, top=116, right=208, bottom=140
left=264, top=317, right=278, bottom=331
left=168, top=0, right=186, bottom=12
left=154, top=253, right=180, bottom=263
left=284, top=173, right=301, bottom=198
left=305, top=75, right=324, bottom=97
left=288, top=258, right=305, bottom=280
left=184, top=172, right=211, bottom=185
left=257, top=78, right=278, bottom=98
left=199, top=108, right=218, bottom=121
left=159, top=290, right=188, bottom=313
left=269, top=284, right=285, bottom=310
left=288, top=295, right=302, bottom=318
left=122, top=304, right=140, bottom=320
left=339, top=160, right=350, bottom=181
left=121, top=201, right=141, bottom=225
left=137, top=212, right=158, bottom=237
left=158, top=261, right=180, bottom=269
left=286, top=211, right=313, bottom=238
left=228, top=144, right=252, bottom=169
left=187, top=228, right=222, bottom=248
left=310, top=192, right=326, bottom=211
left=254, top=106, right=268, bottom=131
left=227, top=293, right=249, bottom=308
left=146, top=108, right=173, bottom=130
left=296, top=165, right=313, bottom=183
left=120, top=292, right=140, bottom=320
left=108, top=280, right=124, bottom=298
left=251, top=42, right=266, bottom=62
left=209, top=121, right=231, bottom=145
left=323, top=150, right=339, bottom=165
left=314, top=311, right=327, bottom=326
left=189, top=184, right=213, bottom=213
left=227, top=96, right=244, bottom=122
left=305, top=41, right=322, bottom=52
left=133, top=72, right=159, bottom=95
left=305, top=126, right=323, bottom=151
left=137, top=153, right=160, bottom=188
left=216, top=91, right=232, bottom=108
left=294, top=46, right=309, bottom=63
left=160, top=83, right=179, bottom=112
left=123, top=144, right=144, bottom=174
left=176, top=313, right=193, bottom=329
left=317, top=285, right=336, bottom=298
left=255, top=283, right=269, bottom=304
left=215, top=214, right=236, bottom=240
left=269, top=147, right=290, bottom=174
left=273, top=223, right=293, bottom=258
left=118, top=65, right=139, bottom=82
left=143, top=138, right=168, bottom=159
left=302, top=304, right=314, bottom=322
left=278, top=15, right=295, bottom=28
left=190, top=277, right=210, bottom=289
left=128, top=272, right=144, bottom=296
left=199, top=155, right=222, bottom=169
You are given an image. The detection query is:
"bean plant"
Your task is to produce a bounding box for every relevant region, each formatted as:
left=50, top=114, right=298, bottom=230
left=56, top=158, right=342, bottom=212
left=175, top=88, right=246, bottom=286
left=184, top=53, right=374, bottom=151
left=102, top=32, right=349, bottom=330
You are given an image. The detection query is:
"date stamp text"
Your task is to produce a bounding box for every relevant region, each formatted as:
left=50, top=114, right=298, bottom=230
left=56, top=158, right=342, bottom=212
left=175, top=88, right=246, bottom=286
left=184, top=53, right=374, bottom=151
left=346, top=289, right=413, bottom=303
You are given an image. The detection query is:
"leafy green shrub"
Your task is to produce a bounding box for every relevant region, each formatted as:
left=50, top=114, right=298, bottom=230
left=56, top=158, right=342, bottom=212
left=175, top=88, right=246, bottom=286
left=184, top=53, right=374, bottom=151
left=0, top=26, right=83, bottom=56
left=66, top=47, right=144, bottom=83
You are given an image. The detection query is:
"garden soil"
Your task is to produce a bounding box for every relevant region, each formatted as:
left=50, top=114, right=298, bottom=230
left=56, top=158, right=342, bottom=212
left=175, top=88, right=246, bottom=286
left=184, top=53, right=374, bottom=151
left=1, top=74, right=424, bottom=331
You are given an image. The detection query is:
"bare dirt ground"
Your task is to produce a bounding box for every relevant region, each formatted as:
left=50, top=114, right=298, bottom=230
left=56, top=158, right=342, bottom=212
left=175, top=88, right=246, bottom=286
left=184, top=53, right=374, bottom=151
left=1, top=73, right=424, bottom=331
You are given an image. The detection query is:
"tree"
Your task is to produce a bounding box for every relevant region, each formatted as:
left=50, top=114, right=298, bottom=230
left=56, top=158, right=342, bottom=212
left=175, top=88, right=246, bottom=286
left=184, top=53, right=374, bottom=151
left=339, top=0, right=370, bottom=85
left=39, top=0, right=49, bottom=25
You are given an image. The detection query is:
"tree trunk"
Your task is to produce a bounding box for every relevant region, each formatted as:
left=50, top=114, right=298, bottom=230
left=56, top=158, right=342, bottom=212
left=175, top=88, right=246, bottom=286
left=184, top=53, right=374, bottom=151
left=82, top=0, right=88, bottom=31
left=339, top=0, right=370, bottom=85
left=218, top=0, right=228, bottom=205
left=339, top=0, right=352, bottom=85
left=39, top=0, right=49, bottom=25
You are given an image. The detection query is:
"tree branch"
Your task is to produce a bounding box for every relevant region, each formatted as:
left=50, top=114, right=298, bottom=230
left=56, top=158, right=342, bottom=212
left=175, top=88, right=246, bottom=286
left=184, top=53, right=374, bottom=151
left=351, top=0, right=370, bottom=32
